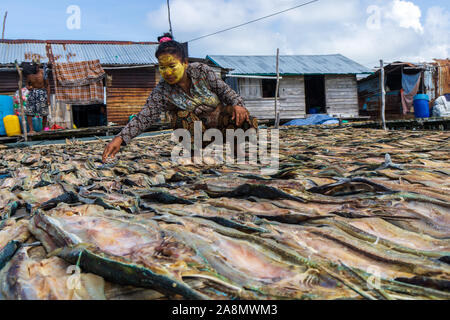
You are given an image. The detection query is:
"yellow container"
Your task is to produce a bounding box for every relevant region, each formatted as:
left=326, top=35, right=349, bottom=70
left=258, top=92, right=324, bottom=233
left=3, top=115, right=22, bottom=137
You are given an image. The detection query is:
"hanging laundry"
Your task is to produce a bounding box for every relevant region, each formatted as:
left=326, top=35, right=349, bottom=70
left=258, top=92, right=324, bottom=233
left=401, top=72, right=421, bottom=115
left=53, top=60, right=105, bottom=105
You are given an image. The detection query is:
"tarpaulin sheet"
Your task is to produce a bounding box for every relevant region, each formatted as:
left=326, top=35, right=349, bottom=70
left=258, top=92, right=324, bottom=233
left=432, top=95, right=450, bottom=117
left=283, top=114, right=338, bottom=126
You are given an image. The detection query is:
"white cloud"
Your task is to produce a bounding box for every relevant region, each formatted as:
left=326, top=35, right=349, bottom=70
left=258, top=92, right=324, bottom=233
left=421, top=6, right=450, bottom=60
left=385, top=0, right=424, bottom=34
left=145, top=0, right=449, bottom=68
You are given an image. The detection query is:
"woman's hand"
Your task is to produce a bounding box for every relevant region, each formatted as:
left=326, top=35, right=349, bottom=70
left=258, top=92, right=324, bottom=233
left=102, top=137, right=123, bottom=163
left=232, top=105, right=250, bottom=127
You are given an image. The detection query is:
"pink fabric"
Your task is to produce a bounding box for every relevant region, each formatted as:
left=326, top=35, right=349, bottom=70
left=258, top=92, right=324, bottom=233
left=401, top=74, right=421, bottom=115
left=159, top=37, right=172, bottom=43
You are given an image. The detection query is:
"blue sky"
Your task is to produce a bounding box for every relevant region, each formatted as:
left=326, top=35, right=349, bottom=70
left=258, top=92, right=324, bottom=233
left=1, top=0, right=449, bottom=67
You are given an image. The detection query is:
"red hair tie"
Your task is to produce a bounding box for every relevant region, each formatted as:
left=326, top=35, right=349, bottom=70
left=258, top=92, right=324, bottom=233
left=159, top=37, right=172, bottom=43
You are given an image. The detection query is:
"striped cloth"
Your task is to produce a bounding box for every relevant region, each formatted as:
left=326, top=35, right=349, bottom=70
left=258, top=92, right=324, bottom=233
left=54, top=60, right=105, bottom=105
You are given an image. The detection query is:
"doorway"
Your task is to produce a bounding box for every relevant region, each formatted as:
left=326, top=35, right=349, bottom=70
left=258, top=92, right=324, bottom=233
left=72, top=104, right=107, bottom=128
left=304, top=75, right=326, bottom=114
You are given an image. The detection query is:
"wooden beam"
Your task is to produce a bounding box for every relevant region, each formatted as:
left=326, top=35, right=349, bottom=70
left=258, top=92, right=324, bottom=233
left=380, top=60, right=387, bottom=131
left=2, top=11, right=7, bottom=40
left=274, top=48, right=280, bottom=128
left=15, top=61, right=28, bottom=141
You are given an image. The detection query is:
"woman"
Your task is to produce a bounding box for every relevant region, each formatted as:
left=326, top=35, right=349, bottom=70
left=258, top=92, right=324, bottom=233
left=102, top=34, right=258, bottom=163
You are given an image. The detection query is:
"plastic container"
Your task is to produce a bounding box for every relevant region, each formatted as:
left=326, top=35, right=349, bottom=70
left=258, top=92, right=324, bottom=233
left=33, top=117, right=43, bottom=132
left=3, top=115, right=21, bottom=137
left=18, top=116, right=43, bottom=133
left=413, top=94, right=430, bottom=118
left=0, top=96, right=14, bottom=136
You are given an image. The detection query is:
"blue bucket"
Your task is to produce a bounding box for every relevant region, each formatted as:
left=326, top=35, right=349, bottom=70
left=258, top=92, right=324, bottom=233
left=413, top=94, right=430, bottom=118
left=33, top=117, right=43, bottom=132
left=0, top=96, right=14, bottom=136
left=18, top=116, right=43, bottom=133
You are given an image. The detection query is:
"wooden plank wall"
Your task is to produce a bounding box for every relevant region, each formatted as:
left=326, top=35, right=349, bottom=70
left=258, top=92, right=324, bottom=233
left=280, top=76, right=306, bottom=119
left=0, top=69, right=58, bottom=96
left=239, top=78, right=261, bottom=98
left=0, top=71, right=19, bottom=96
left=106, top=67, right=157, bottom=125
left=240, top=76, right=306, bottom=120
left=239, top=78, right=272, bottom=120
left=325, top=75, right=359, bottom=118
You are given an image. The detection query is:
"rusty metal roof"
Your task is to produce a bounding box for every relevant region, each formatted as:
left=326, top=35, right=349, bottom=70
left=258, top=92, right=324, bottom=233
left=50, top=44, right=158, bottom=65
left=207, top=54, right=372, bottom=75
left=0, top=40, right=159, bottom=65
left=0, top=42, right=49, bottom=64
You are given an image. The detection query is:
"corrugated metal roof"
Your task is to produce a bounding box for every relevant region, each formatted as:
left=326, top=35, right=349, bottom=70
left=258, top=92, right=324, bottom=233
left=50, top=44, right=158, bottom=65
left=0, top=42, right=49, bottom=64
left=207, top=54, right=372, bottom=75
left=0, top=40, right=159, bottom=65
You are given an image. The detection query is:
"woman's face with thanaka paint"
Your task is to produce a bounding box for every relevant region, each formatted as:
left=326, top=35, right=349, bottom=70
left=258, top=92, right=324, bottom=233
left=158, top=54, right=187, bottom=85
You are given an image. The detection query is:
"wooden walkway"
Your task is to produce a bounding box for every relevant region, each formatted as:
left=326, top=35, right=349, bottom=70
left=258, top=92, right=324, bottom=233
left=0, top=123, right=171, bottom=145
left=347, top=117, right=450, bottom=131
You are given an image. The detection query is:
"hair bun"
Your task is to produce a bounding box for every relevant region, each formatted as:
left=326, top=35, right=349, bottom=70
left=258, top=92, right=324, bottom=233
left=155, top=33, right=187, bottom=61
left=159, top=37, right=172, bottom=44
left=158, top=32, right=173, bottom=43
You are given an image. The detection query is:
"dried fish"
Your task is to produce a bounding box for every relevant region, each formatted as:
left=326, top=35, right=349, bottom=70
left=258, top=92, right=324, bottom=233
left=40, top=192, right=79, bottom=210
left=0, top=241, right=21, bottom=271
left=29, top=209, right=211, bottom=299
left=140, top=192, right=195, bottom=205
left=0, top=247, right=106, bottom=300
left=209, top=184, right=306, bottom=202
left=0, top=127, right=448, bottom=300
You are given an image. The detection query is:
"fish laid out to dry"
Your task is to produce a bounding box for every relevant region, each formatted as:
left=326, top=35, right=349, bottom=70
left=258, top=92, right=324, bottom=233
left=0, top=219, right=30, bottom=271
left=0, top=126, right=449, bottom=300
left=0, top=247, right=106, bottom=300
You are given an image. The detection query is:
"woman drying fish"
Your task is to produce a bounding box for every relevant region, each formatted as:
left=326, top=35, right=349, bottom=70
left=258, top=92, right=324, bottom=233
left=103, top=33, right=258, bottom=163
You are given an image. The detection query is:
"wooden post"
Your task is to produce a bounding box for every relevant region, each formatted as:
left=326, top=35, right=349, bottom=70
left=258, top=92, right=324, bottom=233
left=2, top=11, right=7, bottom=40
left=380, top=60, right=387, bottom=131
left=15, top=62, right=28, bottom=142
left=68, top=103, right=74, bottom=130
left=274, top=48, right=280, bottom=128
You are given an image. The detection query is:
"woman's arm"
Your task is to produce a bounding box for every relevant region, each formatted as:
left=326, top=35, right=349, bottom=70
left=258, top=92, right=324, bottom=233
left=102, top=86, right=166, bottom=162
left=117, top=87, right=165, bottom=145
